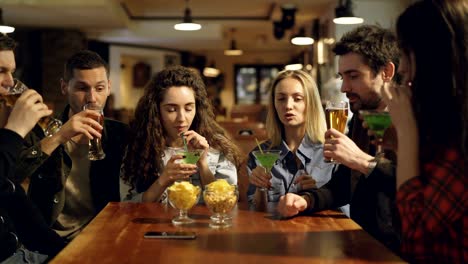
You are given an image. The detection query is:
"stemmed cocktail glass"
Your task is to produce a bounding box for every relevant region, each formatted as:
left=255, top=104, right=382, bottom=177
left=204, top=183, right=238, bottom=229
left=252, top=150, right=281, bottom=191
left=175, top=149, right=202, bottom=184
left=167, top=181, right=201, bottom=225
left=359, top=110, right=392, bottom=157
left=167, top=143, right=203, bottom=225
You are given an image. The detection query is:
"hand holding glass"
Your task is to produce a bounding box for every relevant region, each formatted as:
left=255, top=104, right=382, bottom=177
left=175, top=148, right=202, bottom=183
left=252, top=150, right=281, bottom=192
left=83, top=103, right=105, bottom=160
left=0, top=79, right=62, bottom=136
left=325, top=101, right=349, bottom=163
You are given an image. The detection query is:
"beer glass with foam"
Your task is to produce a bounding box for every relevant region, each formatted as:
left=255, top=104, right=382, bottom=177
left=82, top=103, right=106, bottom=160
left=1, top=79, right=62, bottom=136
left=325, top=101, right=349, bottom=163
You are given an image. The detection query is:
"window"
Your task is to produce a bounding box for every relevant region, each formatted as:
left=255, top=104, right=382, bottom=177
left=234, top=65, right=282, bottom=104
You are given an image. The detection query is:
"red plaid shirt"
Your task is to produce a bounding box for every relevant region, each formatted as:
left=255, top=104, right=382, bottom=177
left=397, top=149, right=467, bottom=263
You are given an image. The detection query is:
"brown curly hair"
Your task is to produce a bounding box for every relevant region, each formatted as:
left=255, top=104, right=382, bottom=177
left=121, top=65, right=242, bottom=192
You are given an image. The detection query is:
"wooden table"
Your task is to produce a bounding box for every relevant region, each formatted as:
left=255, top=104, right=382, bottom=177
left=51, top=202, right=404, bottom=263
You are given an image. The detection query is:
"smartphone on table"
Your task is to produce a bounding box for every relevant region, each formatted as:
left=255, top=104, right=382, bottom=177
left=144, top=231, right=196, bottom=240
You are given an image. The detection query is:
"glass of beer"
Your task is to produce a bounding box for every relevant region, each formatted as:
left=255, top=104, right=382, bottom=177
left=0, top=78, right=28, bottom=107
left=83, top=103, right=106, bottom=160
left=325, top=101, right=349, bottom=163
left=1, top=79, right=62, bottom=136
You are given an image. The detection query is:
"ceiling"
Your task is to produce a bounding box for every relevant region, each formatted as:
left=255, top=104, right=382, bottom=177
left=1, top=0, right=337, bottom=53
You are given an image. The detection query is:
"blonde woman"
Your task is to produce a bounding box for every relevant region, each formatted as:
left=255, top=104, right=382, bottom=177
left=247, top=70, right=333, bottom=204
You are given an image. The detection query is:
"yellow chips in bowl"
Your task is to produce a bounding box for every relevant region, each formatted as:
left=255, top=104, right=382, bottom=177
left=204, top=179, right=238, bottom=214
left=168, top=181, right=201, bottom=210
left=205, top=179, right=236, bottom=193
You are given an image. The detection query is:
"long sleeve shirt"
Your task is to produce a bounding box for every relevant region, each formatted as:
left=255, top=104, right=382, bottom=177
left=120, top=147, right=237, bottom=203
left=397, top=148, right=467, bottom=263
left=300, top=116, right=400, bottom=253
left=0, top=129, right=65, bottom=261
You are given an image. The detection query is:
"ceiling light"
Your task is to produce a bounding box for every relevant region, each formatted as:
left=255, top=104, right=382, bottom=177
left=0, top=8, right=14, bottom=34
left=333, top=0, right=364, bottom=25
left=291, top=28, right=314, bottom=46
left=203, top=62, right=220, bottom=78
left=174, top=0, right=201, bottom=31
left=224, top=28, right=243, bottom=56
left=285, top=64, right=303, bottom=71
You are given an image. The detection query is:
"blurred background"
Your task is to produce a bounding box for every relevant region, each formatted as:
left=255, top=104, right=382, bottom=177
left=1, top=0, right=413, bottom=131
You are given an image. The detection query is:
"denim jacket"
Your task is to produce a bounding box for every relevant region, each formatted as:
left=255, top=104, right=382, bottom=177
left=247, top=137, right=334, bottom=203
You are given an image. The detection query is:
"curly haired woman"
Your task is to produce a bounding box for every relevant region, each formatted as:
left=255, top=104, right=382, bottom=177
left=120, top=66, right=242, bottom=202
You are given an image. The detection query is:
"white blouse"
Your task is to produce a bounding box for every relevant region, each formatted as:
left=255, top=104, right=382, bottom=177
left=120, top=147, right=237, bottom=202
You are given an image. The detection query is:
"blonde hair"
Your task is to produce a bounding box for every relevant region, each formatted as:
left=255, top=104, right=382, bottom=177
left=266, top=69, right=326, bottom=146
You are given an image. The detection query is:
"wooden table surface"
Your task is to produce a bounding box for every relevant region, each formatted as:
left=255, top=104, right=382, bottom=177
left=51, top=202, right=404, bottom=264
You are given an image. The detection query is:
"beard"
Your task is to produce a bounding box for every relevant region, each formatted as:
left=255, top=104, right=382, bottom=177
left=347, top=92, right=382, bottom=114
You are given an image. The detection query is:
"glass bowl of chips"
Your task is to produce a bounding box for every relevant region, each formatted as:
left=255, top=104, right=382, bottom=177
left=203, top=179, right=238, bottom=228
left=167, top=181, right=201, bottom=225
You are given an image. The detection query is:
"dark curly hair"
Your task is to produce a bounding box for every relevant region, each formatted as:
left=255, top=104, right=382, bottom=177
left=333, top=25, right=400, bottom=78
left=121, top=65, right=242, bottom=192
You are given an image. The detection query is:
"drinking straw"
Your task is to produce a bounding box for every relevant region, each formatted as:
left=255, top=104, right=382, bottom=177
left=255, top=137, right=264, bottom=154
left=181, top=133, right=188, bottom=151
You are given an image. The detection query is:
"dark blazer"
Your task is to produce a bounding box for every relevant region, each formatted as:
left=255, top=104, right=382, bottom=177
left=301, top=116, right=401, bottom=253
left=14, top=105, right=129, bottom=225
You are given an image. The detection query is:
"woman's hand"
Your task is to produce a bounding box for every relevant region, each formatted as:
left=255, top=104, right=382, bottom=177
left=382, top=82, right=416, bottom=136
left=182, top=130, right=210, bottom=164
left=294, top=172, right=316, bottom=191
left=249, top=166, right=271, bottom=189
left=382, top=82, right=419, bottom=187
left=158, top=154, right=197, bottom=187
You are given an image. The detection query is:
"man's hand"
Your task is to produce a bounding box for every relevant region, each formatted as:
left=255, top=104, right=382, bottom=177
left=323, top=128, right=374, bottom=174
left=52, top=110, right=103, bottom=145
left=5, top=90, right=52, bottom=138
left=40, top=110, right=104, bottom=155
left=277, top=193, right=308, bottom=217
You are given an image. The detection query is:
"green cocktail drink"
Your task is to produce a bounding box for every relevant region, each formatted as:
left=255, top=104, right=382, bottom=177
left=252, top=150, right=281, bottom=191
left=253, top=152, right=280, bottom=171
left=361, top=112, right=392, bottom=137
left=178, top=150, right=202, bottom=164
left=359, top=110, right=392, bottom=157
